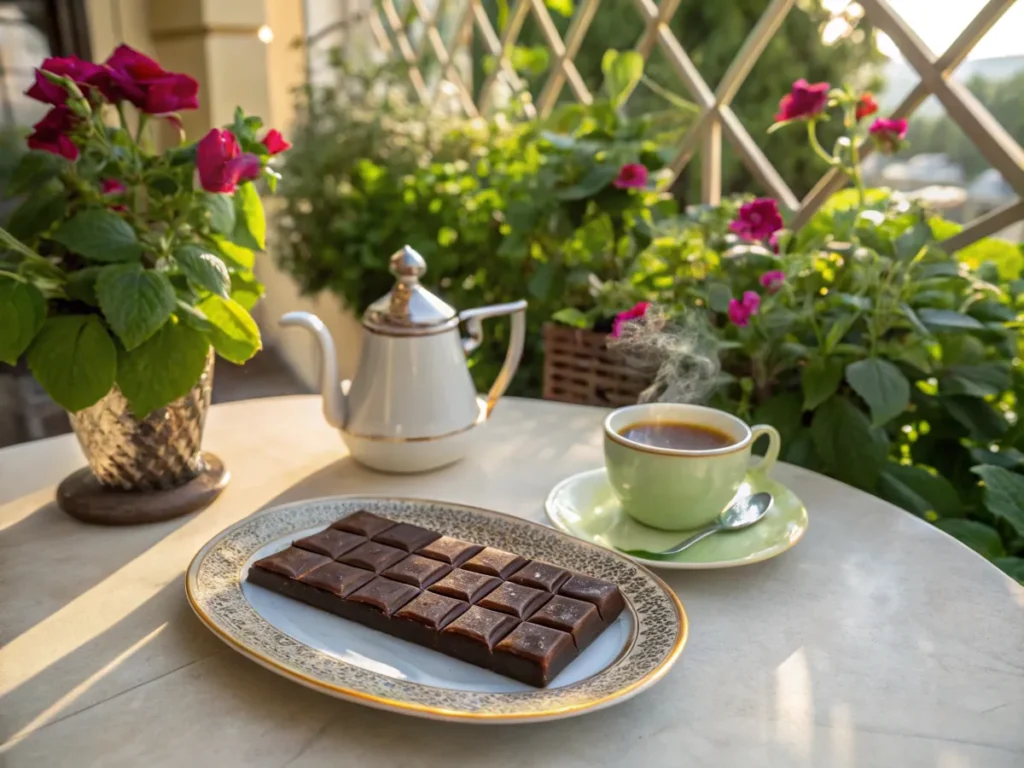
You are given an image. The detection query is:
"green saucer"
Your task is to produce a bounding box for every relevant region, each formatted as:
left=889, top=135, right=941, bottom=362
left=545, top=468, right=808, bottom=570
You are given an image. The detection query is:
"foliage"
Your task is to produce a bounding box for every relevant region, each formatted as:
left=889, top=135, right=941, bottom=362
left=0, top=48, right=281, bottom=416
left=277, top=55, right=692, bottom=394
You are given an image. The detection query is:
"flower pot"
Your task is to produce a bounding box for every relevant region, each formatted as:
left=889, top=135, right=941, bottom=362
left=67, top=351, right=215, bottom=492
left=542, top=323, right=650, bottom=407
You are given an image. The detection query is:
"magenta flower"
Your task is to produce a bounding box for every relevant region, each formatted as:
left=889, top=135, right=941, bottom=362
left=101, top=45, right=199, bottom=114
left=613, top=163, right=649, bottom=190
left=774, top=79, right=830, bottom=122
left=759, top=270, right=785, bottom=293
left=727, top=291, right=761, bottom=327
left=730, top=198, right=783, bottom=242
left=196, top=128, right=261, bottom=193
left=25, top=56, right=106, bottom=105
left=611, top=301, right=650, bottom=337
left=261, top=129, right=291, bottom=155
left=26, top=106, right=79, bottom=160
left=869, top=118, right=908, bottom=154
left=101, top=178, right=126, bottom=196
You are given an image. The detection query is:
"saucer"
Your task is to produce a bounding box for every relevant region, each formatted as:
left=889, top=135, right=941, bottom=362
left=545, top=468, right=808, bottom=570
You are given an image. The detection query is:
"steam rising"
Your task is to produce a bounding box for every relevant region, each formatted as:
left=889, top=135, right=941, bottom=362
left=608, top=305, right=720, bottom=405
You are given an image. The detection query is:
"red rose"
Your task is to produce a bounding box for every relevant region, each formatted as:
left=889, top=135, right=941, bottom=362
left=25, top=56, right=106, bottom=105
left=26, top=106, right=79, bottom=161
left=261, top=129, right=291, bottom=155
left=774, top=79, right=830, bottom=122
left=856, top=93, right=878, bottom=121
left=101, top=45, right=199, bottom=114
left=729, top=198, right=783, bottom=242
left=612, top=163, right=649, bottom=190
left=869, top=118, right=909, bottom=154
left=196, top=128, right=262, bottom=193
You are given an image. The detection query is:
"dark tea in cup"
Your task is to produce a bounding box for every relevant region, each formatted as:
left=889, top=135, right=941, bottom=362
left=618, top=421, right=734, bottom=451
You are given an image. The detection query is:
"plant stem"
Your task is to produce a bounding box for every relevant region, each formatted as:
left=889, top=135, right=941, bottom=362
left=116, top=102, right=130, bottom=134
left=135, top=114, right=149, bottom=148
left=807, top=120, right=837, bottom=168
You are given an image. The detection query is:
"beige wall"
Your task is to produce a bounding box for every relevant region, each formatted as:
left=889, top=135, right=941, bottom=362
left=83, top=0, right=363, bottom=391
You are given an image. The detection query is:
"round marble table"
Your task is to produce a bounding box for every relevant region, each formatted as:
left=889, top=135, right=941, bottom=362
left=1, top=395, right=1022, bottom=767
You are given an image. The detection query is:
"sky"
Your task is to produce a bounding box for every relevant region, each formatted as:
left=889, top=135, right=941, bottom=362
left=868, top=0, right=1024, bottom=60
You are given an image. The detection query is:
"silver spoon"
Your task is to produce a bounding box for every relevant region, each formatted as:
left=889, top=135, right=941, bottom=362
left=618, top=492, right=773, bottom=559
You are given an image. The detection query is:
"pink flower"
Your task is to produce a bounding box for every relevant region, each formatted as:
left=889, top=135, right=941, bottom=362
left=727, top=291, right=761, bottom=327
left=101, top=178, right=126, bottom=196
left=759, top=270, right=785, bottom=293
left=774, top=79, right=830, bottom=122
left=869, top=117, right=908, bottom=154
left=729, top=198, right=783, bottom=242
left=196, top=128, right=262, bottom=193
left=611, top=301, right=650, bottom=338
left=25, top=56, right=106, bottom=105
left=769, top=230, right=781, bottom=253
left=100, top=45, right=199, bottom=114
left=261, top=129, right=291, bottom=155
left=26, top=106, right=78, bottom=160
left=613, top=163, right=649, bottom=190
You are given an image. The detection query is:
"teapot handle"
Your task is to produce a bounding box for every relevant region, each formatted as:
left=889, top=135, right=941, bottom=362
left=459, top=300, right=528, bottom=416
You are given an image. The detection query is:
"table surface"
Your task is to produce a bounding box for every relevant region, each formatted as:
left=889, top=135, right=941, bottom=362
left=1, top=395, right=1022, bottom=768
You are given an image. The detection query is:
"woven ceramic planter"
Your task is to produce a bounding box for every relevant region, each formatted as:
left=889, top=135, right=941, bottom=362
left=67, top=352, right=215, bottom=491
left=542, top=323, right=650, bottom=408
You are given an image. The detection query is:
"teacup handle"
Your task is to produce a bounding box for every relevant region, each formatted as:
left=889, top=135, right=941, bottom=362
left=749, top=424, right=781, bottom=474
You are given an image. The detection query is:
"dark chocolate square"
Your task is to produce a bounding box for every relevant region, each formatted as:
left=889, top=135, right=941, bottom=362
left=493, top=623, right=576, bottom=686
left=416, top=536, right=483, bottom=566
left=394, top=591, right=468, bottom=631
left=251, top=547, right=332, bottom=579
left=331, top=511, right=396, bottom=538
left=348, top=576, right=420, bottom=616
left=293, top=528, right=365, bottom=560
left=558, top=575, right=626, bottom=623
left=299, top=561, right=374, bottom=597
left=477, top=581, right=551, bottom=620
left=509, top=561, right=571, bottom=593
left=338, top=541, right=408, bottom=573
left=440, top=605, right=519, bottom=650
left=428, top=569, right=500, bottom=603
left=372, top=523, right=441, bottom=552
left=528, top=595, right=603, bottom=650
left=462, top=547, right=528, bottom=579
left=383, top=554, right=451, bottom=588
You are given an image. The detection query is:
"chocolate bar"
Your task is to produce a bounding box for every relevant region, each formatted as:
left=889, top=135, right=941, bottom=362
left=247, top=512, right=626, bottom=687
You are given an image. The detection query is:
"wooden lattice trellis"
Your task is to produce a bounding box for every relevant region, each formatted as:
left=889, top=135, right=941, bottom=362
left=316, top=0, right=1023, bottom=251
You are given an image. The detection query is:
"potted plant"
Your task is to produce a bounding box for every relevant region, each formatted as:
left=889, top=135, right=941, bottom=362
left=0, top=46, right=288, bottom=500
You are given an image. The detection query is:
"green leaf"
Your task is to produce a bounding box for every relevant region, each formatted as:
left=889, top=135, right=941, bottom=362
left=204, top=193, right=236, bottom=235
left=552, top=307, right=588, bottom=329
left=933, top=519, right=1005, bottom=560
left=801, top=356, right=844, bottom=411
left=7, top=181, right=67, bottom=241
left=894, top=222, right=931, bottom=260
left=939, top=363, right=1011, bottom=398
left=811, top=396, right=889, bottom=490
left=230, top=181, right=266, bottom=251
left=993, top=557, right=1024, bottom=584
left=26, top=315, right=117, bottom=412
left=969, top=447, right=1024, bottom=470
left=823, top=313, right=855, bottom=353
left=229, top=271, right=265, bottom=311
left=845, top=358, right=910, bottom=426
left=916, top=308, right=984, bottom=331
left=64, top=266, right=104, bottom=306
left=173, top=245, right=230, bottom=298
left=0, top=276, right=46, bottom=364
left=958, top=237, right=1024, bottom=281
left=601, top=50, right=643, bottom=107
left=95, top=264, right=176, bottom=350
left=8, top=150, right=65, bottom=197
left=971, top=465, right=1024, bottom=537
left=751, top=391, right=803, bottom=447
left=877, top=463, right=962, bottom=518
left=943, top=396, right=1009, bottom=441
left=116, top=320, right=210, bottom=417
left=555, top=164, right=620, bottom=201
left=198, top=294, right=262, bottom=363
left=900, top=303, right=931, bottom=337
left=210, top=236, right=255, bottom=270
left=706, top=282, right=732, bottom=313
left=51, top=209, right=142, bottom=262
left=544, top=0, right=574, bottom=17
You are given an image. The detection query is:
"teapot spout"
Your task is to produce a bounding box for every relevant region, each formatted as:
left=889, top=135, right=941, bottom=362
left=279, top=311, right=346, bottom=430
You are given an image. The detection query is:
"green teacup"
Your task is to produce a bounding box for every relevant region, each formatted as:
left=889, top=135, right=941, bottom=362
left=603, top=403, right=781, bottom=531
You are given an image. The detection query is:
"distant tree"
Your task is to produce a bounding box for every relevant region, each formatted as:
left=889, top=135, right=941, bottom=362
left=475, top=0, right=883, bottom=200
left=906, top=69, right=1024, bottom=181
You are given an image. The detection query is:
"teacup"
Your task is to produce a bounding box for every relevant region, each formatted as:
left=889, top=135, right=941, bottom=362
left=603, top=403, right=781, bottom=531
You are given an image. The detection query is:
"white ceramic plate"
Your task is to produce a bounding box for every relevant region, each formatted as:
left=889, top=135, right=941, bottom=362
left=546, top=468, right=808, bottom=570
left=186, top=496, right=687, bottom=723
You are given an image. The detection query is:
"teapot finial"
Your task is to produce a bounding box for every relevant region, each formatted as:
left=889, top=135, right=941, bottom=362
left=390, top=246, right=427, bottom=281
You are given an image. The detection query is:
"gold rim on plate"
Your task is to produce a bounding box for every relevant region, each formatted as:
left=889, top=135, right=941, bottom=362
left=186, top=496, right=688, bottom=723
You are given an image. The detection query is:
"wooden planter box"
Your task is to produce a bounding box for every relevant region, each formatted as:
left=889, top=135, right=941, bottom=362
left=542, top=323, right=651, bottom=408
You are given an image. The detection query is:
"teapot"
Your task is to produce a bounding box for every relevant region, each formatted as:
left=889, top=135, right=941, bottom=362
left=280, top=246, right=527, bottom=473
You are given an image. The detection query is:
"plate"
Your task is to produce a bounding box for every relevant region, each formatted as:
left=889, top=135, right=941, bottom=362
left=186, top=496, right=687, bottom=723
left=546, top=468, right=808, bottom=570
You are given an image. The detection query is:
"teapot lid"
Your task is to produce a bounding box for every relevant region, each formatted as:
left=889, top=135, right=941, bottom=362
left=363, top=246, right=459, bottom=335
